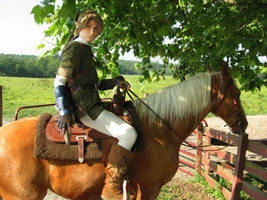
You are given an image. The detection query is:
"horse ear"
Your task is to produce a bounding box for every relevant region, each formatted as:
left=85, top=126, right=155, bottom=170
left=207, top=65, right=214, bottom=72
left=220, top=62, right=231, bottom=79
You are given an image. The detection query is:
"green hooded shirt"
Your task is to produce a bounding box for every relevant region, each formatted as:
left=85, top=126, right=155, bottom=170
left=60, top=40, right=104, bottom=120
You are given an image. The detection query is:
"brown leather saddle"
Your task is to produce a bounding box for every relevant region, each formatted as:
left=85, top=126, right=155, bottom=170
left=45, top=115, right=129, bottom=163
left=45, top=115, right=116, bottom=143
left=43, top=89, right=140, bottom=163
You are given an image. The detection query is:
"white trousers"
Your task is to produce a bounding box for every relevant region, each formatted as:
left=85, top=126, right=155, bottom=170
left=79, top=109, right=137, bottom=151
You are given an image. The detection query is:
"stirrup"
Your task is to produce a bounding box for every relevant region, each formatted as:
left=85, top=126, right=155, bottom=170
left=122, top=179, right=129, bottom=200
left=63, top=128, right=71, bottom=145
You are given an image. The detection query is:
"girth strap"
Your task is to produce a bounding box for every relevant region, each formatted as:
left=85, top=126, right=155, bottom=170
left=76, top=135, right=87, bottom=163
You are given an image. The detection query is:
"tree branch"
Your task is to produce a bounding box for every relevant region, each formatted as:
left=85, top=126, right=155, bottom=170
left=218, top=0, right=267, bottom=8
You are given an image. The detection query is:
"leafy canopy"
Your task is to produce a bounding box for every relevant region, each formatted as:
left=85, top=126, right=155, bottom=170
left=31, top=0, right=267, bottom=91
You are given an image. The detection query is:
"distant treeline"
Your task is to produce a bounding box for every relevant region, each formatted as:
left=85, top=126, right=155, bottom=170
left=0, top=54, right=165, bottom=78
left=0, top=54, right=59, bottom=78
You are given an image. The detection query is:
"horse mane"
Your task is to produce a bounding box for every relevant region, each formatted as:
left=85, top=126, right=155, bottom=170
left=133, top=72, right=222, bottom=127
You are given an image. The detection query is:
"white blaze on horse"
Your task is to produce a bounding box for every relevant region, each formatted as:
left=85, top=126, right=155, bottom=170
left=0, top=64, right=247, bottom=200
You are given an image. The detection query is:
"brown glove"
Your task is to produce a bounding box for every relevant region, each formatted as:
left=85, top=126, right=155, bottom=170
left=116, top=76, right=131, bottom=91
left=58, top=114, right=73, bottom=134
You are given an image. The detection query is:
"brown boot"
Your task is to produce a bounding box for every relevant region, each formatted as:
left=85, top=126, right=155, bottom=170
left=101, top=144, right=135, bottom=200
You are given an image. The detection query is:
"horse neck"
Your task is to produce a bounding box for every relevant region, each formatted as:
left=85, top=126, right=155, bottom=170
left=134, top=101, right=211, bottom=148
left=178, top=73, right=224, bottom=140
left=133, top=72, right=219, bottom=145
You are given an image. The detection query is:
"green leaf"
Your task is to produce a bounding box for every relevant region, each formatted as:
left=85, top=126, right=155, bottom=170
left=30, top=0, right=267, bottom=91
left=31, top=5, right=43, bottom=24
left=37, top=44, right=45, bottom=49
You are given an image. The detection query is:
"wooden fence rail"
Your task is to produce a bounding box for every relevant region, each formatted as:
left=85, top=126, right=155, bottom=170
left=193, top=127, right=267, bottom=200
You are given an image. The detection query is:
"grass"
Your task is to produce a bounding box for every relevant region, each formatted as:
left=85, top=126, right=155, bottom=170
left=157, top=176, right=217, bottom=200
left=192, top=174, right=225, bottom=200
left=0, top=77, right=56, bottom=119
left=184, top=173, right=267, bottom=200
left=0, top=75, right=266, bottom=120
left=157, top=185, right=182, bottom=200
left=240, top=90, right=267, bottom=115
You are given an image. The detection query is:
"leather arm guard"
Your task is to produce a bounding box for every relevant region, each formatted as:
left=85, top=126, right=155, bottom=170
left=97, top=79, right=117, bottom=90
left=54, top=85, right=71, bottom=116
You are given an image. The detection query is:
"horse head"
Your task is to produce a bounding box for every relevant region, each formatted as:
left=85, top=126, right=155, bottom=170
left=211, top=63, right=248, bottom=135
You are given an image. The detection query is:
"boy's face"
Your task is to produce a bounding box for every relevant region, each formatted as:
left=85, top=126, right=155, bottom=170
left=79, top=19, right=102, bottom=43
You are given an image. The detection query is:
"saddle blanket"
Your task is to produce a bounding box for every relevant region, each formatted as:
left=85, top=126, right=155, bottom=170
left=34, top=113, right=103, bottom=162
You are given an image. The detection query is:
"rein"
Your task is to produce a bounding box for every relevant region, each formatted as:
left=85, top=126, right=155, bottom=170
left=127, top=90, right=198, bottom=148
left=127, top=89, right=229, bottom=151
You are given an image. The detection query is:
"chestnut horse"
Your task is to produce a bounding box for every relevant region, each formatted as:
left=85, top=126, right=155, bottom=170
left=0, top=64, right=247, bottom=200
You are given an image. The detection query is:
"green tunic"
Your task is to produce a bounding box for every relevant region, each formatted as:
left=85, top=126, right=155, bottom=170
left=60, top=41, right=104, bottom=120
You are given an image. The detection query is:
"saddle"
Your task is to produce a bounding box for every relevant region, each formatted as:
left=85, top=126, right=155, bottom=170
left=35, top=89, right=143, bottom=163
left=45, top=111, right=132, bottom=163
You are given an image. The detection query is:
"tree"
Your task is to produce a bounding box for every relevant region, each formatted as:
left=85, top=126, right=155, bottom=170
left=0, top=54, right=60, bottom=78
left=31, top=0, right=266, bottom=91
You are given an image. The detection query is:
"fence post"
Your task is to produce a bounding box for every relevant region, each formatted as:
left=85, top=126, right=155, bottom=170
left=231, top=134, right=248, bottom=200
left=0, top=86, right=2, bottom=127
left=195, top=124, right=203, bottom=174
left=204, top=129, right=211, bottom=174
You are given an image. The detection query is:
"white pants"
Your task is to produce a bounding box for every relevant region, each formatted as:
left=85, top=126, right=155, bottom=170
left=79, top=109, right=137, bottom=151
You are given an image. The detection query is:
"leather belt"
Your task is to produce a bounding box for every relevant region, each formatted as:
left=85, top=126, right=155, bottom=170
left=70, top=84, right=97, bottom=93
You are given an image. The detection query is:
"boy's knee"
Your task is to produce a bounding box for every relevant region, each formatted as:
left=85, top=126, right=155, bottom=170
left=128, top=127, right=137, bottom=143
left=117, top=126, right=138, bottom=150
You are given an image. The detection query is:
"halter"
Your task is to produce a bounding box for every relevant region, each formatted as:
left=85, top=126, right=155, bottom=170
left=210, top=74, right=227, bottom=114
left=211, top=77, right=246, bottom=133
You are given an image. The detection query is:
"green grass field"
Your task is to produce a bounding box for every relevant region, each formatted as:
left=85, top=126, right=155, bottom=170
left=0, top=75, right=266, bottom=120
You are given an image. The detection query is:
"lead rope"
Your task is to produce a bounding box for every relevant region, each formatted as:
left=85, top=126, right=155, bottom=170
left=127, top=89, right=229, bottom=151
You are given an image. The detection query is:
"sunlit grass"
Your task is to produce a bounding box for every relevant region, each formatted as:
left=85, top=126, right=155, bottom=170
left=0, top=75, right=266, bottom=119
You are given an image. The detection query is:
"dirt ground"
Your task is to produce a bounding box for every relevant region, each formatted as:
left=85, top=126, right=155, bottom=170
left=205, top=114, right=267, bottom=140
left=2, top=115, right=267, bottom=199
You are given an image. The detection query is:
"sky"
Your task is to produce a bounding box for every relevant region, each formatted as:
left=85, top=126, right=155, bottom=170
left=0, top=0, right=136, bottom=60
left=0, top=0, right=49, bottom=55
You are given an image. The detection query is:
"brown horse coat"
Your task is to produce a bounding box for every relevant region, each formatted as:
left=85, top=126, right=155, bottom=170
left=0, top=64, right=247, bottom=200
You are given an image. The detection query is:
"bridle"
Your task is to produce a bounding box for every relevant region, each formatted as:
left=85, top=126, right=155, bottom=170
left=210, top=76, right=227, bottom=114
left=211, top=78, right=246, bottom=134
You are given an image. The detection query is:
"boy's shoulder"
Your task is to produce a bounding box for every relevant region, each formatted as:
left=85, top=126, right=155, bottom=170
left=63, top=41, right=91, bottom=54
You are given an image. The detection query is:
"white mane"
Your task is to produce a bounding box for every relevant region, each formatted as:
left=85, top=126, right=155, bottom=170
left=133, top=72, right=221, bottom=127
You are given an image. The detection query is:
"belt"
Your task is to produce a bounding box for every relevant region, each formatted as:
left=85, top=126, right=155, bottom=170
left=70, top=84, right=97, bottom=93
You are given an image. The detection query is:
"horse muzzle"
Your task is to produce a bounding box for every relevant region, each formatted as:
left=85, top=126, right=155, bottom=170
left=231, top=116, right=248, bottom=135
